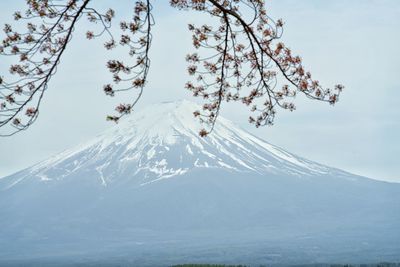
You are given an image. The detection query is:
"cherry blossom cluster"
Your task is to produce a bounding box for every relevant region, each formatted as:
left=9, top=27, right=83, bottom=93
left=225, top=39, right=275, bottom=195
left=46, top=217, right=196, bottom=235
left=0, top=0, right=90, bottom=136
left=174, top=0, right=343, bottom=135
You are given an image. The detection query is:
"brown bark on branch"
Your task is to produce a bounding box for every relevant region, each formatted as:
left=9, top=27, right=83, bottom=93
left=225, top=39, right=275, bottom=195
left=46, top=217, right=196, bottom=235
left=0, top=0, right=343, bottom=137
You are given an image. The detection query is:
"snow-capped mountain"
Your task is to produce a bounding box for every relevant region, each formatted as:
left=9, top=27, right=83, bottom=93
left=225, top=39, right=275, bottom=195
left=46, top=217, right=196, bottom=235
left=1, top=100, right=350, bottom=189
left=0, top=100, right=399, bottom=266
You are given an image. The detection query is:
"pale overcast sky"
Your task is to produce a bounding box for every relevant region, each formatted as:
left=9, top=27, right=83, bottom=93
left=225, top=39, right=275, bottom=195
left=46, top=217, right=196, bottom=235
left=0, top=1, right=399, bottom=182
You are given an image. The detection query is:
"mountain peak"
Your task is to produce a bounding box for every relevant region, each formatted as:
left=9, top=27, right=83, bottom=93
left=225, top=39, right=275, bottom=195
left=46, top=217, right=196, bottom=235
left=107, top=99, right=204, bottom=146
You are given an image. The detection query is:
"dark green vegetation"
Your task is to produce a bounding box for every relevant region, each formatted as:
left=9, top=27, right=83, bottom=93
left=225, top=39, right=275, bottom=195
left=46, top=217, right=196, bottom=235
left=171, top=263, right=400, bottom=267
left=172, top=265, right=247, bottom=267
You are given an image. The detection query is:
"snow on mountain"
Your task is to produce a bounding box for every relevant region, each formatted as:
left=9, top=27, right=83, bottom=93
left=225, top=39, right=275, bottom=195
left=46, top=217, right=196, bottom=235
left=1, top=100, right=349, bottom=190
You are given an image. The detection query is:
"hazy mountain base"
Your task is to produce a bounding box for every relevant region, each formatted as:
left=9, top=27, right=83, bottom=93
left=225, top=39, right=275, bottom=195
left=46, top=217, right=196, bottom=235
left=1, top=171, right=399, bottom=266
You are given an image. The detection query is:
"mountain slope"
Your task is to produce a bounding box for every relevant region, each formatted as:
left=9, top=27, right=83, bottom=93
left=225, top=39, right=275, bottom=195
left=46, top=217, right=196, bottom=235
left=0, top=100, right=399, bottom=266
